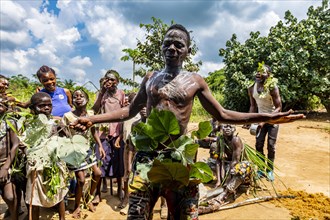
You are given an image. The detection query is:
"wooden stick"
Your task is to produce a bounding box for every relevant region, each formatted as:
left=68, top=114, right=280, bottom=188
left=199, top=195, right=295, bottom=215
left=29, top=170, right=37, bottom=220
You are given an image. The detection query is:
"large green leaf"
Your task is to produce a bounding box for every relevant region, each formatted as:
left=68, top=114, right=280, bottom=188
left=131, top=122, right=158, bottom=151
left=147, top=108, right=180, bottom=143
left=20, top=114, right=53, bottom=148
left=148, top=159, right=189, bottom=187
left=57, top=135, right=90, bottom=168
left=191, top=121, right=213, bottom=139
left=169, top=136, right=199, bottom=165
left=189, top=162, right=214, bottom=183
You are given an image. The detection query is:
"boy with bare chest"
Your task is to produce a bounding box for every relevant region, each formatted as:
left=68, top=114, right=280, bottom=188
left=0, top=99, right=20, bottom=220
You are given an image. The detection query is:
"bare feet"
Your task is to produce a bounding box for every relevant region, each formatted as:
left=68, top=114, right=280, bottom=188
left=72, top=207, right=81, bottom=219
left=92, top=195, right=101, bottom=204
left=87, top=202, right=96, bottom=213
left=118, top=197, right=128, bottom=209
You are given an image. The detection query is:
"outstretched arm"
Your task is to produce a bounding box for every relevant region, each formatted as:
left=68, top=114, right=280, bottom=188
left=71, top=73, right=151, bottom=131
left=196, top=76, right=304, bottom=124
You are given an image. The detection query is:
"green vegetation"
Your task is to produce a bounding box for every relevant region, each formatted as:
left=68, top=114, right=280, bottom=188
left=130, top=109, right=213, bottom=190
left=7, top=1, right=329, bottom=120
left=218, top=0, right=329, bottom=112
left=120, top=17, right=202, bottom=88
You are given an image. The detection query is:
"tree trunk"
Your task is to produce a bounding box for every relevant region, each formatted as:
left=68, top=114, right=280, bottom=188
left=320, top=99, right=330, bottom=113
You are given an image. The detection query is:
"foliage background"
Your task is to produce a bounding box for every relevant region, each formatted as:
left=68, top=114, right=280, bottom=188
left=6, top=1, right=329, bottom=118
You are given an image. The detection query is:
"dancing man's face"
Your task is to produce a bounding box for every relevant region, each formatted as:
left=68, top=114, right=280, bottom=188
left=162, top=29, right=190, bottom=67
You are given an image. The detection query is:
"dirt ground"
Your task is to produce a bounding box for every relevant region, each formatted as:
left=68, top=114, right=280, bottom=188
left=1, top=114, right=329, bottom=219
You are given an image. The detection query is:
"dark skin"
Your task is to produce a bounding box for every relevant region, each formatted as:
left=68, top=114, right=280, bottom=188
left=29, top=96, right=65, bottom=220
left=69, top=90, right=105, bottom=218
left=0, top=102, right=20, bottom=220
left=0, top=78, right=25, bottom=109
left=246, top=70, right=282, bottom=128
left=120, top=107, right=147, bottom=209
left=71, top=28, right=303, bottom=135
left=202, top=124, right=243, bottom=188
left=20, top=71, right=73, bottom=109
left=92, top=74, right=124, bottom=201
left=70, top=27, right=303, bottom=217
left=221, top=125, right=244, bottom=187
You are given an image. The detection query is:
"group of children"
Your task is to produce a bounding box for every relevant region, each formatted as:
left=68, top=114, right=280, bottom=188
left=0, top=72, right=153, bottom=220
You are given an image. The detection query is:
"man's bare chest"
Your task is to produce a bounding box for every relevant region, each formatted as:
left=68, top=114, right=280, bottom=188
left=148, top=73, right=197, bottom=105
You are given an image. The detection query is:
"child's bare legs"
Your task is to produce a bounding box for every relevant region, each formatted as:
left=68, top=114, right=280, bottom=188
left=117, top=177, right=123, bottom=201
left=119, top=176, right=129, bottom=208
left=72, top=170, right=85, bottom=218
left=85, top=164, right=101, bottom=212
left=92, top=177, right=102, bottom=204
left=58, top=200, right=66, bottom=220
left=31, top=205, right=39, bottom=220
left=2, top=182, right=18, bottom=220
left=101, top=177, right=107, bottom=193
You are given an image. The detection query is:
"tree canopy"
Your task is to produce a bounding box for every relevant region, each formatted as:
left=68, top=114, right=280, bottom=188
left=120, top=17, right=202, bottom=88
left=217, top=0, right=329, bottom=112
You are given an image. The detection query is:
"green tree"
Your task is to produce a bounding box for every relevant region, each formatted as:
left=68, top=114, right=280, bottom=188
left=121, top=17, right=202, bottom=88
left=8, top=74, right=40, bottom=102
left=59, top=79, right=77, bottom=92
left=219, top=0, right=330, bottom=112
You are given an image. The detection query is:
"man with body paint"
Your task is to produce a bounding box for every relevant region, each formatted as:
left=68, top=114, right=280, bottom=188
left=71, top=24, right=304, bottom=220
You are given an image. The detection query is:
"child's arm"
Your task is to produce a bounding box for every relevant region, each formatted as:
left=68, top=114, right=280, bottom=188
left=91, top=126, right=105, bottom=160
left=127, top=136, right=135, bottom=174
left=0, top=125, right=20, bottom=182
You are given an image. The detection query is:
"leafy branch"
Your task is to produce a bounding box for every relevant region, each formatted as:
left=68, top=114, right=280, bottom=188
left=130, top=109, right=213, bottom=189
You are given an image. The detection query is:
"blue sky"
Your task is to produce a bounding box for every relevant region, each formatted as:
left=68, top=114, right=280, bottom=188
left=0, top=0, right=322, bottom=91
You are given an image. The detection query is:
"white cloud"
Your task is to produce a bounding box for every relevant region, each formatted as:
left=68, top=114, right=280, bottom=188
left=0, top=0, right=324, bottom=87
left=69, top=56, right=92, bottom=67
left=0, top=0, right=27, bottom=30
left=199, top=61, right=225, bottom=77
left=56, top=27, right=81, bottom=49
left=0, top=30, right=31, bottom=47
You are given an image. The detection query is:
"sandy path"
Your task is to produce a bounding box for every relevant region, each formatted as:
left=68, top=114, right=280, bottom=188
left=1, top=118, right=329, bottom=219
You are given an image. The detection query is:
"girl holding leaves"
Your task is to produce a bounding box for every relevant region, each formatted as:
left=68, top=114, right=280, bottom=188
left=62, top=89, right=105, bottom=218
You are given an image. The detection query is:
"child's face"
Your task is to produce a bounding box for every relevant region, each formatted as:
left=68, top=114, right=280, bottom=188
left=0, top=78, right=9, bottom=94
left=34, top=97, right=52, bottom=116
left=72, top=90, right=88, bottom=108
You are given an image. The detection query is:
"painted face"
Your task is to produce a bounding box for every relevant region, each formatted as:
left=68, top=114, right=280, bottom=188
left=34, top=97, right=52, bottom=116
left=255, top=70, right=269, bottom=83
left=39, top=72, right=57, bottom=92
left=222, top=124, right=235, bottom=136
left=72, top=90, right=88, bottom=108
left=103, top=74, right=118, bottom=91
left=162, top=29, right=190, bottom=67
left=0, top=79, right=9, bottom=94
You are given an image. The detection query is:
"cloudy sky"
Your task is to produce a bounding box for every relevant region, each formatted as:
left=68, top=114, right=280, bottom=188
left=0, top=0, right=322, bottom=91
